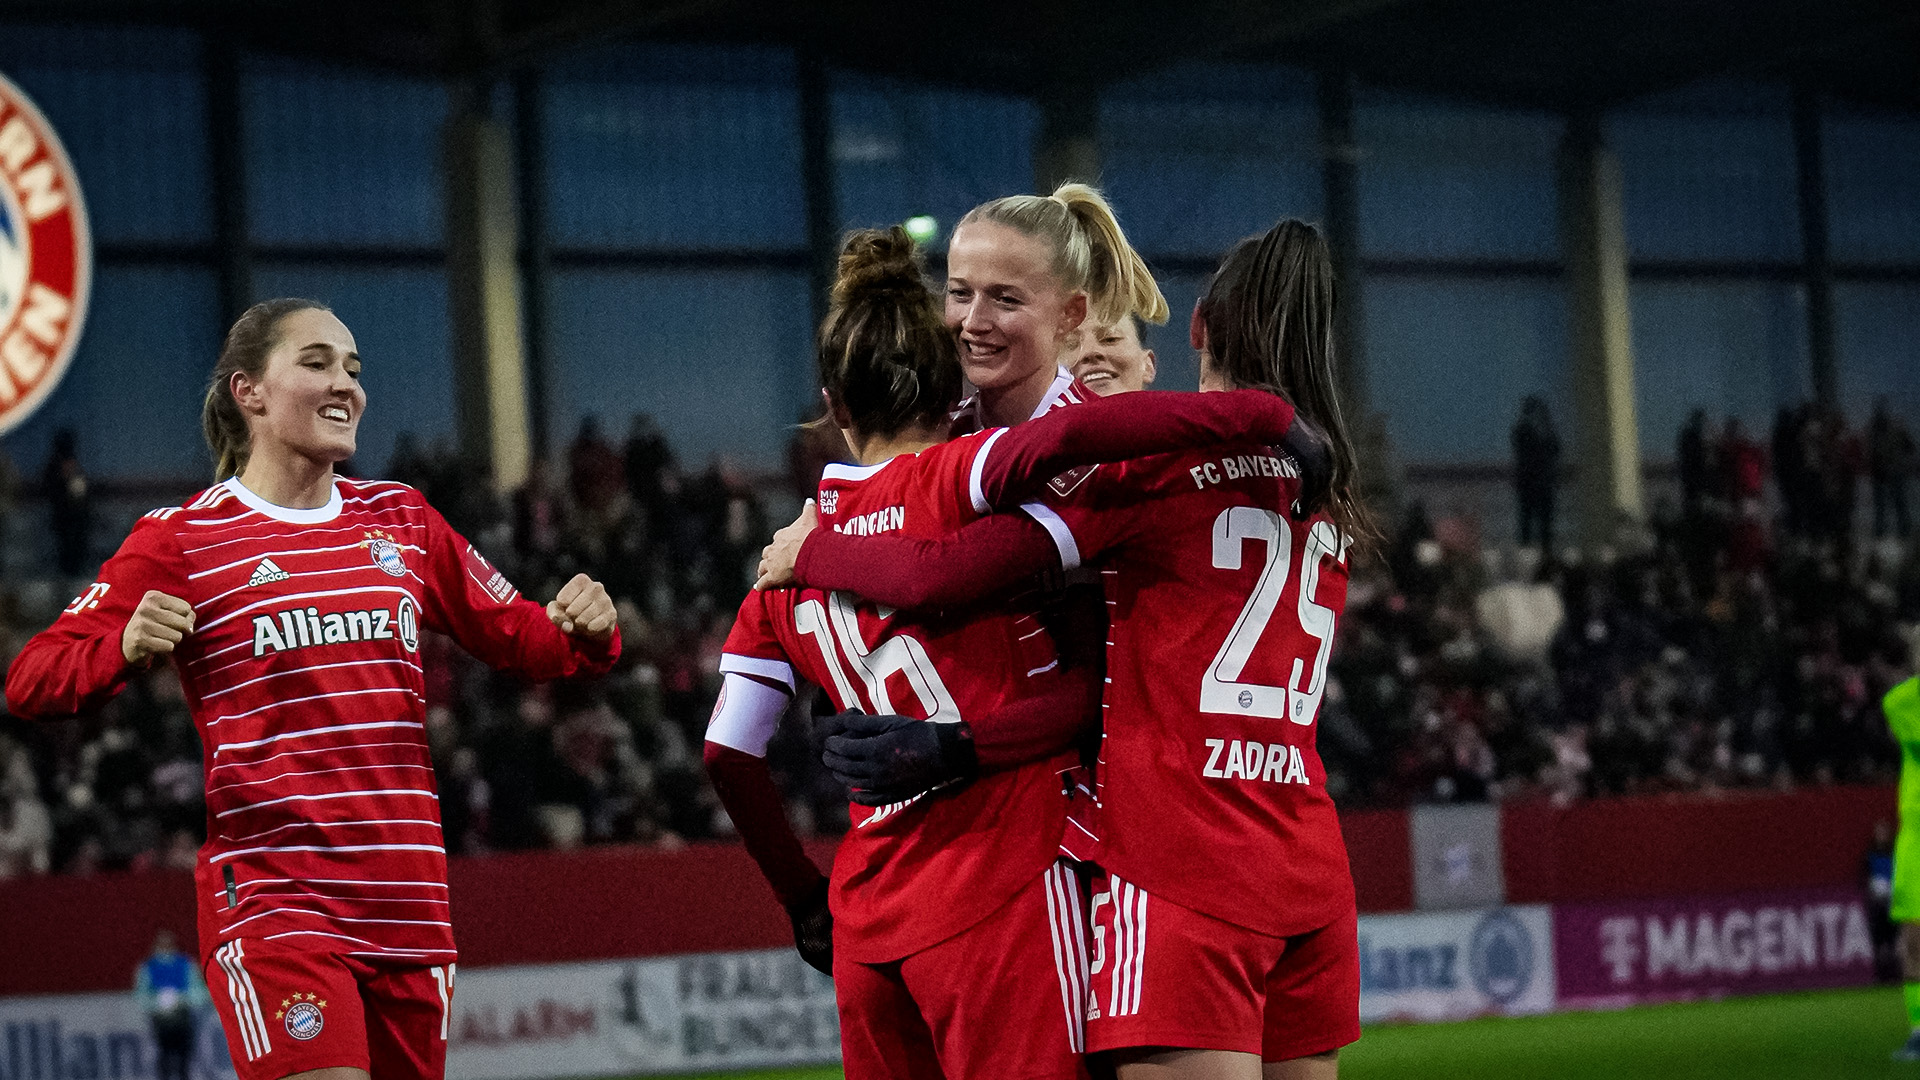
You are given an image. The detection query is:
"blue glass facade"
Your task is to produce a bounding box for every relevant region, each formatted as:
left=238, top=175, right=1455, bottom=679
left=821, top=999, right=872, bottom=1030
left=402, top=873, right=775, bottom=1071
left=0, top=27, right=1914, bottom=479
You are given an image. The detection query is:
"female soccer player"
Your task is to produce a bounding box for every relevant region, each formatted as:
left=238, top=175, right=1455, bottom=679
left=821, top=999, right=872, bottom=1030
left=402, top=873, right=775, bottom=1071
left=705, top=226, right=1311, bottom=1080
left=764, top=219, right=1369, bottom=1080
left=945, top=182, right=1169, bottom=431
left=1070, top=315, right=1157, bottom=396
left=5, top=299, right=621, bottom=1080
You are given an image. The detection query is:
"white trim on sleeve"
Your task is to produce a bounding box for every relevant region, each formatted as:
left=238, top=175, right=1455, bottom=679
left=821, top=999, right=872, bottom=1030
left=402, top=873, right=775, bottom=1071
left=1021, top=502, right=1082, bottom=572
left=718, top=652, right=796, bottom=691
left=968, top=427, right=1011, bottom=516
left=706, top=671, right=793, bottom=756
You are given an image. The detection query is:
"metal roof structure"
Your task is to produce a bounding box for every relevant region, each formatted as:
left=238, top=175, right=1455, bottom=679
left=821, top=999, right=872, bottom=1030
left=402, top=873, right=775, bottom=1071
left=2, top=0, right=1916, bottom=111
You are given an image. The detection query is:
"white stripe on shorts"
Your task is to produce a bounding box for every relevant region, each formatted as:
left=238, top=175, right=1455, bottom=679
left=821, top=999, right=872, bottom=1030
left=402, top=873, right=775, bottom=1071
left=216, top=940, right=273, bottom=1060
left=1043, top=861, right=1089, bottom=1053
left=1107, top=875, right=1150, bottom=1018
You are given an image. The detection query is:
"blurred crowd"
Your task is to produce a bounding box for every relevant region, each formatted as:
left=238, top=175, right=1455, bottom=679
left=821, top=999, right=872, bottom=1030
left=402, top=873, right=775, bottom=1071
left=0, top=400, right=1916, bottom=877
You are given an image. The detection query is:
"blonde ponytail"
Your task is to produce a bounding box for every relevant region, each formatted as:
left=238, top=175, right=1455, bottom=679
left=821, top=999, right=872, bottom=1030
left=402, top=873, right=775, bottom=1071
left=1051, top=182, right=1169, bottom=327
left=958, top=182, right=1167, bottom=329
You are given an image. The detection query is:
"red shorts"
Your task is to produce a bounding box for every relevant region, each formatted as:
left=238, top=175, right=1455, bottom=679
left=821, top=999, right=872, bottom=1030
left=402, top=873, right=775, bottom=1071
left=836, top=860, right=1090, bottom=1080
left=205, top=938, right=454, bottom=1080
left=1085, top=871, right=1359, bottom=1061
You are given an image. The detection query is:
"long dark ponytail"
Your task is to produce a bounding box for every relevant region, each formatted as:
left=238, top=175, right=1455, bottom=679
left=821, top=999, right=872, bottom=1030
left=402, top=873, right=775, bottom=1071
left=1201, top=219, right=1376, bottom=547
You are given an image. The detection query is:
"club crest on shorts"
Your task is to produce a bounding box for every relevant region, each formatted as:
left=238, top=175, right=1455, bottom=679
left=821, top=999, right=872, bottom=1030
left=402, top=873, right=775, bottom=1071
left=277, top=992, right=327, bottom=1040
left=363, top=529, right=408, bottom=577
left=0, top=71, right=92, bottom=437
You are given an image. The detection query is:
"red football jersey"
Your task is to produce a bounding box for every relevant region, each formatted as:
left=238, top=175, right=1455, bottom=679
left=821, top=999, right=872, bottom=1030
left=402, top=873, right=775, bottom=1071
left=1030, top=443, right=1355, bottom=937
left=5, top=477, right=618, bottom=963
left=720, top=431, right=1074, bottom=963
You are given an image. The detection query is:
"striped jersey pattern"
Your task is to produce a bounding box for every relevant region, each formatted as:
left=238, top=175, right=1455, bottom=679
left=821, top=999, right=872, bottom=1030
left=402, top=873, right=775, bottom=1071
left=6, top=477, right=618, bottom=964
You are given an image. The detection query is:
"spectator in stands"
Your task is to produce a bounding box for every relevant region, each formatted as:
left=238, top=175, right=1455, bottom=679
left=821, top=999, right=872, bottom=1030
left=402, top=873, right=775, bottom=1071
left=385, top=430, right=431, bottom=491
left=1720, top=417, right=1768, bottom=503
left=1512, top=396, right=1560, bottom=552
left=1774, top=404, right=1809, bottom=537
left=134, top=928, right=208, bottom=1080
left=1680, top=408, right=1714, bottom=520
left=0, top=405, right=1911, bottom=873
left=511, top=455, right=567, bottom=588
left=1808, top=407, right=1864, bottom=547
left=1871, top=398, right=1916, bottom=539
left=0, top=750, right=52, bottom=876
left=1868, top=817, right=1900, bottom=982
left=623, top=412, right=675, bottom=520
left=43, top=428, right=90, bottom=577
left=568, top=415, right=624, bottom=513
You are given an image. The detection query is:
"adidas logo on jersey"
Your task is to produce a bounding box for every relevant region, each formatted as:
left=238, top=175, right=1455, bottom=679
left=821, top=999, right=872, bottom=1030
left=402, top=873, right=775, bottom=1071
left=248, top=558, right=290, bottom=586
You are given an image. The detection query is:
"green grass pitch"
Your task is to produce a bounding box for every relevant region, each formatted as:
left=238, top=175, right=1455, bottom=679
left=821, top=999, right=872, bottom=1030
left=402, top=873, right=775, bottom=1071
left=643, top=986, right=1910, bottom=1080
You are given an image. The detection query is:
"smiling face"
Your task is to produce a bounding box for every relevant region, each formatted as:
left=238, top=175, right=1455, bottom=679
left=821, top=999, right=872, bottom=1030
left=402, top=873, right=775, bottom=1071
left=1070, top=314, right=1157, bottom=395
left=233, top=307, right=365, bottom=467
left=944, top=221, right=1086, bottom=394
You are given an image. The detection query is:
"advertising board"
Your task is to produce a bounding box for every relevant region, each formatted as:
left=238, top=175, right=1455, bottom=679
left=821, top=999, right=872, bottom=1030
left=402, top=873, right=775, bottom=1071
left=1554, top=885, right=1876, bottom=1008
left=0, top=993, right=232, bottom=1080
left=1357, top=906, right=1556, bottom=1022
left=446, top=948, right=839, bottom=1078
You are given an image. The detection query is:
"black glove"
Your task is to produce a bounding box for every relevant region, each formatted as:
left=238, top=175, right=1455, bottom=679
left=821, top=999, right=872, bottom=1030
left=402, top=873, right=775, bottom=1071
left=1279, top=414, right=1333, bottom=521
left=819, top=711, right=979, bottom=807
left=786, top=876, right=833, bottom=976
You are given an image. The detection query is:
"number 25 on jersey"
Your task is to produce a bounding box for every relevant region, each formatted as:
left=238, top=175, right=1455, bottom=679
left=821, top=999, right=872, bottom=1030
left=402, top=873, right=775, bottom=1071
left=1202, top=508, right=1348, bottom=726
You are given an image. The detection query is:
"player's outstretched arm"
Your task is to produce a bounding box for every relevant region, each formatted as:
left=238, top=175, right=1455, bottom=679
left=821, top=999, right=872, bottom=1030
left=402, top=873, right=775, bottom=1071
left=759, top=510, right=1059, bottom=610
left=5, top=523, right=189, bottom=719
left=418, top=502, right=619, bottom=679
left=704, top=665, right=833, bottom=976
left=973, top=388, right=1298, bottom=511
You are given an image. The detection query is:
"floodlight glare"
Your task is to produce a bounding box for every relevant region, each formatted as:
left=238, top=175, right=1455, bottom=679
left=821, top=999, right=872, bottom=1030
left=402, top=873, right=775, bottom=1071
left=903, top=215, right=938, bottom=244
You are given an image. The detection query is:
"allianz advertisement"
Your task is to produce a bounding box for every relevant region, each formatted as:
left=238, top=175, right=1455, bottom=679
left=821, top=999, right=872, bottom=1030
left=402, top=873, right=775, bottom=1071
left=1356, top=906, right=1557, bottom=1022
left=0, top=993, right=233, bottom=1080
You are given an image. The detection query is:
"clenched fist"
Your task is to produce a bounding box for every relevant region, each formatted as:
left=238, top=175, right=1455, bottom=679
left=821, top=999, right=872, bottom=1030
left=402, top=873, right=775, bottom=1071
left=122, top=591, right=195, bottom=666
left=546, top=573, right=616, bottom=641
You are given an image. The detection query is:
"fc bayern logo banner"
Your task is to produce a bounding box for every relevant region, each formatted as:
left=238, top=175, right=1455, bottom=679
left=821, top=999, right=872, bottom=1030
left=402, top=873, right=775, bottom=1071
left=0, top=70, right=91, bottom=436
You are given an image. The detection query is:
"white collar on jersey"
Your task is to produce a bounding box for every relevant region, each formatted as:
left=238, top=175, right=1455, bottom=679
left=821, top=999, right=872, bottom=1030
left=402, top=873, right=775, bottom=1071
left=952, top=367, right=1076, bottom=427
left=1033, top=367, right=1075, bottom=420
left=221, top=475, right=344, bottom=524
left=820, top=459, right=895, bottom=482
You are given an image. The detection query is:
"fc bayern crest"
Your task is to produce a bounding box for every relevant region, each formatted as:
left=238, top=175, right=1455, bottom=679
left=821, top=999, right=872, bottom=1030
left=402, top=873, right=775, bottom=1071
left=0, top=71, right=91, bottom=436
left=365, top=530, right=408, bottom=577
left=277, top=992, right=327, bottom=1040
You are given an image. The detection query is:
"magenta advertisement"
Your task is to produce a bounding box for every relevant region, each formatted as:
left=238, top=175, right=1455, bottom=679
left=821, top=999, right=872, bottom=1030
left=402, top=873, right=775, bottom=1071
left=1554, top=886, right=1877, bottom=1008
